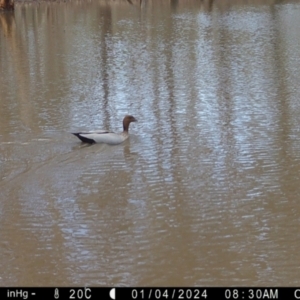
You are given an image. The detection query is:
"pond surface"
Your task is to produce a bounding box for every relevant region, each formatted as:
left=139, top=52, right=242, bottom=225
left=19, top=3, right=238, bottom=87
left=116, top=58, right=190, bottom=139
left=1, top=0, right=300, bottom=286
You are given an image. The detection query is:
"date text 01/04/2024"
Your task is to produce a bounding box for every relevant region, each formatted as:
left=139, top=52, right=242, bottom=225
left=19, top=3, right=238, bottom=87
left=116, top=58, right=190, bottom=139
left=131, top=289, right=207, bottom=299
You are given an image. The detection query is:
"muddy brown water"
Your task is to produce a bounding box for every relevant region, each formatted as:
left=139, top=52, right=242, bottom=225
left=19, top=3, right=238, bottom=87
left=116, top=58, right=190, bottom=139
left=1, top=0, right=300, bottom=286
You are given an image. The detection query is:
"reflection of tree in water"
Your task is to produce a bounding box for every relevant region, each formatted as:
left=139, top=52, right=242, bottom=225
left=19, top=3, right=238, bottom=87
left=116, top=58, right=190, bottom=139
left=0, top=0, right=14, bottom=10
left=98, top=3, right=112, bottom=128
left=103, top=0, right=287, bottom=9
left=0, top=7, right=15, bottom=37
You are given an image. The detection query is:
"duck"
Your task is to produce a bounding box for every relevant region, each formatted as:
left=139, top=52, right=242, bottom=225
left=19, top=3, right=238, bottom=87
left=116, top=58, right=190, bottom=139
left=72, top=115, right=137, bottom=145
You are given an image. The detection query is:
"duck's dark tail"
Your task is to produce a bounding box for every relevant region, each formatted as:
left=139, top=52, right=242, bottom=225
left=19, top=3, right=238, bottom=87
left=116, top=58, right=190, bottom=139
left=72, top=133, right=95, bottom=144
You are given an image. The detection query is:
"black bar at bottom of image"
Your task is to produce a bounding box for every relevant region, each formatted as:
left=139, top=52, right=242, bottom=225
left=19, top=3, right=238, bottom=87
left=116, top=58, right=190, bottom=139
left=0, top=287, right=299, bottom=300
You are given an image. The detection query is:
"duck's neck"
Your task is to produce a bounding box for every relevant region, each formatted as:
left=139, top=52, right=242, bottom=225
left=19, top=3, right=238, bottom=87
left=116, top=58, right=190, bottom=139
left=123, top=121, right=129, bottom=132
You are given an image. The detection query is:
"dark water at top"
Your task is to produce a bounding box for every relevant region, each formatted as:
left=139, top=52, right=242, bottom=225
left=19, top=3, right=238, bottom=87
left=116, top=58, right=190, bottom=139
left=1, top=0, right=300, bottom=286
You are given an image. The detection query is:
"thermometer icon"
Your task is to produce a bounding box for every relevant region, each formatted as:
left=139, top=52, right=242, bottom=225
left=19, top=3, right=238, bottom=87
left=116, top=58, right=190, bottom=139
left=54, top=288, right=59, bottom=299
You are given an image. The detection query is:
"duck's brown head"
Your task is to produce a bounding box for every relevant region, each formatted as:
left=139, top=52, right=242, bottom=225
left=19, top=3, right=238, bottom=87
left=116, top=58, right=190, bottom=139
left=123, top=115, right=137, bottom=132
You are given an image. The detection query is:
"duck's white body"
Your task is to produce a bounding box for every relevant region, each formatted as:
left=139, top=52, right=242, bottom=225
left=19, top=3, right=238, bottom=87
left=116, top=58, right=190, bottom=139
left=73, top=130, right=129, bottom=145
left=72, top=115, right=137, bottom=145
